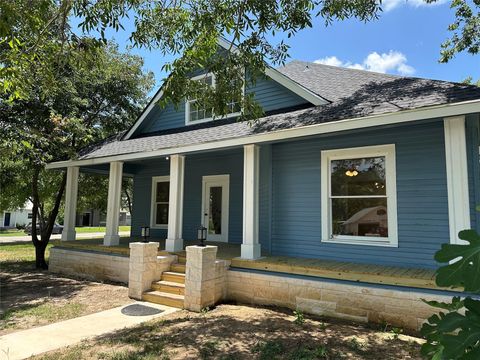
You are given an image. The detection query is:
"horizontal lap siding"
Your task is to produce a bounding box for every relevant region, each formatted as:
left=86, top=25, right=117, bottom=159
left=130, top=159, right=170, bottom=238
left=183, top=150, right=244, bottom=243
left=271, top=120, right=449, bottom=269
left=135, top=77, right=308, bottom=135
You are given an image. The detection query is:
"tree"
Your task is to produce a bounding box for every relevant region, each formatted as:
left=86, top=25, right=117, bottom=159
left=1, top=1, right=478, bottom=120
left=0, top=5, right=154, bottom=268
left=0, top=0, right=384, bottom=122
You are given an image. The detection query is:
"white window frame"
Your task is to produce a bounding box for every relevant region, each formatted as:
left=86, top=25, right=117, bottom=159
left=185, top=72, right=243, bottom=126
left=150, top=176, right=170, bottom=229
left=321, top=144, right=398, bottom=247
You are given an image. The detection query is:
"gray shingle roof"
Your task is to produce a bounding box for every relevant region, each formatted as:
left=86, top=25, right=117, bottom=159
left=79, top=61, right=480, bottom=160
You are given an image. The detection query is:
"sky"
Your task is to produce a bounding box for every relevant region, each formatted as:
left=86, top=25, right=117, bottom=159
left=96, top=0, right=480, bottom=94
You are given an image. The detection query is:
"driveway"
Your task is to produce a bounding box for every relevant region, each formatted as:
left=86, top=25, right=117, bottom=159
left=0, top=231, right=130, bottom=244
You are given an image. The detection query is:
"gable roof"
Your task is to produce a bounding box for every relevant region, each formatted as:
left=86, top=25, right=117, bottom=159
left=47, top=61, right=480, bottom=168
left=123, top=40, right=328, bottom=140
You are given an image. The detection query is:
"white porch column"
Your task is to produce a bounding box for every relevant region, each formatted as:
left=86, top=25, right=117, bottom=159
left=104, top=161, right=123, bottom=246
left=165, top=154, right=185, bottom=252
left=241, top=144, right=261, bottom=259
left=444, top=116, right=471, bottom=244
left=61, top=166, right=79, bottom=241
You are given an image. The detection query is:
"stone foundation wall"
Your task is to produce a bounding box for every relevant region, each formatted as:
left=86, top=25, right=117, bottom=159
left=49, top=247, right=129, bottom=284
left=226, top=270, right=454, bottom=330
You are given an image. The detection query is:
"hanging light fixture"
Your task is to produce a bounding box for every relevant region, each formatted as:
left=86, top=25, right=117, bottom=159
left=345, top=168, right=359, bottom=177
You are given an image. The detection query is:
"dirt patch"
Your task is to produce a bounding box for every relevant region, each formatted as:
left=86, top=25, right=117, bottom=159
left=35, top=304, right=423, bottom=359
left=0, top=265, right=132, bottom=335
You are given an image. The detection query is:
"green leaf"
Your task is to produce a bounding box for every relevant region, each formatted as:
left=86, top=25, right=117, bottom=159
left=434, top=230, right=480, bottom=293
left=422, top=296, right=464, bottom=311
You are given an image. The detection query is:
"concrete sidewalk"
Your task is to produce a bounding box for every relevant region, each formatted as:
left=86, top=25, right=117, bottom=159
left=0, top=302, right=178, bottom=360
left=0, top=231, right=130, bottom=244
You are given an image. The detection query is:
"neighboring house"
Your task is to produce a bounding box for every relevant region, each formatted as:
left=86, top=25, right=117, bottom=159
left=0, top=203, right=33, bottom=229
left=75, top=209, right=131, bottom=227
left=46, top=39, right=480, bottom=326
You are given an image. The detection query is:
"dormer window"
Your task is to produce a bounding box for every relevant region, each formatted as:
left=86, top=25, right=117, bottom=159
left=185, top=72, right=242, bottom=125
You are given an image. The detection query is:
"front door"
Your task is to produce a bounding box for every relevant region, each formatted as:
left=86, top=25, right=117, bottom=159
left=4, top=212, right=11, bottom=227
left=202, top=175, right=229, bottom=242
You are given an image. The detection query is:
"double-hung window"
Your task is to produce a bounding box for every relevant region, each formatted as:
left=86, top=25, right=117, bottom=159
left=151, top=176, right=170, bottom=228
left=321, top=144, right=398, bottom=247
left=185, top=72, right=242, bottom=125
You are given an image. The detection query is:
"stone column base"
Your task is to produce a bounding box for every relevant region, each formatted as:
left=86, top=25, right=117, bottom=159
left=128, top=242, right=159, bottom=300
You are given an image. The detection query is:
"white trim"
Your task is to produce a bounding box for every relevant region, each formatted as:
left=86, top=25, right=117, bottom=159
left=216, top=37, right=327, bottom=106
left=46, top=99, right=480, bottom=170
left=321, top=144, right=398, bottom=247
left=201, top=174, right=230, bottom=242
left=444, top=116, right=471, bottom=244
left=150, top=175, right=170, bottom=229
left=122, top=38, right=326, bottom=140
left=185, top=71, right=243, bottom=126
left=241, top=144, right=261, bottom=259
left=104, top=161, right=124, bottom=246
left=166, top=154, right=185, bottom=252
left=61, top=166, right=79, bottom=241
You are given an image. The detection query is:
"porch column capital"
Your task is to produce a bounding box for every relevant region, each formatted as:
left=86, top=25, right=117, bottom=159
left=241, top=144, right=261, bottom=259
left=61, top=166, right=79, bottom=241
left=104, top=161, right=124, bottom=246
left=444, top=115, right=471, bottom=244
left=166, top=154, right=185, bottom=252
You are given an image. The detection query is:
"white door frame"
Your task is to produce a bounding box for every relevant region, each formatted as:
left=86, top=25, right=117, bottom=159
left=201, top=175, right=230, bottom=242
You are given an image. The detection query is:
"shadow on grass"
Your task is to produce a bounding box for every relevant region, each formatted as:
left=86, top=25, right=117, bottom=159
left=0, top=243, right=91, bottom=323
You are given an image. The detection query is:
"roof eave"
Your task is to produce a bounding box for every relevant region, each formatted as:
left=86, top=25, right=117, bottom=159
left=45, top=98, right=480, bottom=170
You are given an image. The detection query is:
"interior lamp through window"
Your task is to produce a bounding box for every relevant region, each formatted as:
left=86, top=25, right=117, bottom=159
left=345, top=168, right=359, bottom=177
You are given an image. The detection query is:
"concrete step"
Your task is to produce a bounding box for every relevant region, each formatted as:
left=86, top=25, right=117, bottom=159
left=151, top=280, right=185, bottom=295
left=170, top=263, right=186, bottom=273
left=177, top=256, right=186, bottom=264
left=142, top=290, right=184, bottom=308
left=161, top=271, right=185, bottom=284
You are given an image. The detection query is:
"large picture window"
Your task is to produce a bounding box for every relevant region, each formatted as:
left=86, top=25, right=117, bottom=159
left=151, top=176, right=170, bottom=228
left=321, top=144, right=398, bottom=247
left=185, top=72, right=242, bottom=125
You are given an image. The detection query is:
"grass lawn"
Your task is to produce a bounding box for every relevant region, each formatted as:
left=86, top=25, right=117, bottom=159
left=0, top=229, right=25, bottom=237
left=34, top=305, right=423, bottom=360
left=0, top=242, right=131, bottom=334
left=75, top=226, right=131, bottom=233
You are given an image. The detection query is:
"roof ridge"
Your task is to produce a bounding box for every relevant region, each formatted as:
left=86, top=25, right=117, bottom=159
left=280, top=59, right=477, bottom=88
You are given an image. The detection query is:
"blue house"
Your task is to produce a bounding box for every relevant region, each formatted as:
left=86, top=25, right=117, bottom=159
left=47, top=40, right=480, bottom=316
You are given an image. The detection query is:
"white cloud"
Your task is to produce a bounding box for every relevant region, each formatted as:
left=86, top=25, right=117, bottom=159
left=381, top=0, right=448, bottom=12
left=313, top=56, right=343, bottom=67
left=314, top=50, right=415, bottom=76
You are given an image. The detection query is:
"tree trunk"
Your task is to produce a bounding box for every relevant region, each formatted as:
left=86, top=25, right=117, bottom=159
left=35, top=240, right=49, bottom=269
left=31, top=165, right=67, bottom=270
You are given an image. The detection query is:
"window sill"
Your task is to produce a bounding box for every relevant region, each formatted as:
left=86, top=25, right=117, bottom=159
left=321, top=237, right=398, bottom=247
left=150, top=225, right=168, bottom=230
left=185, top=112, right=241, bottom=126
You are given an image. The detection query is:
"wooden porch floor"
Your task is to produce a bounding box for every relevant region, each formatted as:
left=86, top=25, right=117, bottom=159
left=52, top=237, right=449, bottom=291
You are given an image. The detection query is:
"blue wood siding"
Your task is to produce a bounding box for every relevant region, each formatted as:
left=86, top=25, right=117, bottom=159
left=182, top=150, right=244, bottom=243
left=130, top=159, right=170, bottom=238
left=270, top=120, right=449, bottom=269
left=134, top=77, right=308, bottom=135
left=130, top=146, right=272, bottom=245
left=466, top=114, right=480, bottom=232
